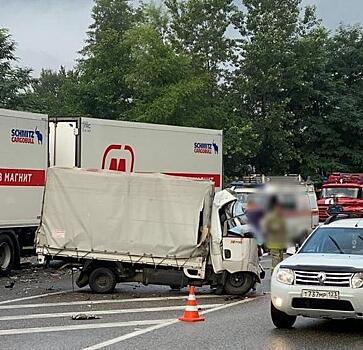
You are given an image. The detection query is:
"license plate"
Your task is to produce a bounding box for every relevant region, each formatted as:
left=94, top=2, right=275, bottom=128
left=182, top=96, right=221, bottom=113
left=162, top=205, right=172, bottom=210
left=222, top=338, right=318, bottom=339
left=302, top=289, right=339, bottom=299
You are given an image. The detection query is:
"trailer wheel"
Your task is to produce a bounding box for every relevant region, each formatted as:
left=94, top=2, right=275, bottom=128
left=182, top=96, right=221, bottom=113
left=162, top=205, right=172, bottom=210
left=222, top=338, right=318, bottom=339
left=0, top=234, right=15, bottom=276
left=89, top=267, right=117, bottom=294
left=224, top=272, right=255, bottom=295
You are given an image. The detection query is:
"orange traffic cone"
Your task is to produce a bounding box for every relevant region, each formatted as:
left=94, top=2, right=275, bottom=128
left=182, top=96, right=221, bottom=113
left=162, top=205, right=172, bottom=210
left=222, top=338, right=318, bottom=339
left=178, top=286, right=205, bottom=322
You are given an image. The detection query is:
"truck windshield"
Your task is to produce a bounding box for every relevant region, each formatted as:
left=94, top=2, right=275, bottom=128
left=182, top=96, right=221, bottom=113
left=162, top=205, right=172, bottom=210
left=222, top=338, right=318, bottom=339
left=322, top=187, right=359, bottom=199
left=300, top=227, right=363, bottom=255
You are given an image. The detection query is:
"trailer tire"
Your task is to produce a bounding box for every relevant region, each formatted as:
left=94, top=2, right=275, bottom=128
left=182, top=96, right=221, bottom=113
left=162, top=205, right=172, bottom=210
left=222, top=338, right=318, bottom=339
left=224, top=272, right=255, bottom=295
left=0, top=234, right=15, bottom=276
left=89, top=267, right=117, bottom=294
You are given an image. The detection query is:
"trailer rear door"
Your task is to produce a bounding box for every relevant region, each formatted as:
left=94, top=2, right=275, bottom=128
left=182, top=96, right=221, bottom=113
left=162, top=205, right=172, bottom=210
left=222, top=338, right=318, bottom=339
left=49, top=119, right=79, bottom=167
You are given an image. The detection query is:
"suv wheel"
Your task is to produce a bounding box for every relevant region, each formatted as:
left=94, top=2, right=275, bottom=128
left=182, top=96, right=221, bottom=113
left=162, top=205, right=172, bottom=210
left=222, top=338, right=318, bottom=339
left=271, top=302, right=296, bottom=328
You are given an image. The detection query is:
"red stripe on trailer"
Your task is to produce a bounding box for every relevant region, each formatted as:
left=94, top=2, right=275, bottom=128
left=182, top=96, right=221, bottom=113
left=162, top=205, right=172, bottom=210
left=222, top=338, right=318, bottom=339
left=0, top=168, right=45, bottom=186
left=165, top=172, right=221, bottom=187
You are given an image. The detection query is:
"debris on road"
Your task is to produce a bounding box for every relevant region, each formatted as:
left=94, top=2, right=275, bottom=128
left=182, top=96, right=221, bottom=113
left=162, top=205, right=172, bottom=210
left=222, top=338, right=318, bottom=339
left=5, top=281, right=15, bottom=289
left=71, top=314, right=102, bottom=320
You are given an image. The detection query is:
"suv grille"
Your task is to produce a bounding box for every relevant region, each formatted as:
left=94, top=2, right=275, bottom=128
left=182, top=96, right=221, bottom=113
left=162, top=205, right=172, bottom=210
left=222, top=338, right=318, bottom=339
left=292, top=298, right=354, bottom=311
left=294, top=270, right=352, bottom=287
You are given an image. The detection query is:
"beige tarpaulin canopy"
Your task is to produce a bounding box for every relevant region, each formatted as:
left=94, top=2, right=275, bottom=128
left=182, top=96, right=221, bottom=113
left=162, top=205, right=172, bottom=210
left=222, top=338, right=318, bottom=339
left=37, top=168, right=214, bottom=259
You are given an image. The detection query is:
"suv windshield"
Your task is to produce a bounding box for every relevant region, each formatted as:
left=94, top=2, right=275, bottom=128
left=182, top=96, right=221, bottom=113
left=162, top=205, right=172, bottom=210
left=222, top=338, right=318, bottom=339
left=300, top=227, right=363, bottom=255
left=322, top=187, right=359, bottom=199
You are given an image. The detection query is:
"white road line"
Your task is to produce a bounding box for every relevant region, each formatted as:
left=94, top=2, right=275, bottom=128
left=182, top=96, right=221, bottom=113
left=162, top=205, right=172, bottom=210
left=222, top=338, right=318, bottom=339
left=0, top=304, right=222, bottom=321
left=83, top=296, right=262, bottom=350
left=0, top=290, right=72, bottom=306
left=0, top=294, right=222, bottom=310
left=0, top=319, right=172, bottom=336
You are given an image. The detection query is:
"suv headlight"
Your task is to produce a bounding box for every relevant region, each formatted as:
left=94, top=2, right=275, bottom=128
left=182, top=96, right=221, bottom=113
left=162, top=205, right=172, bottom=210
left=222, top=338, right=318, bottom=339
left=276, top=268, right=294, bottom=285
left=351, top=273, right=363, bottom=289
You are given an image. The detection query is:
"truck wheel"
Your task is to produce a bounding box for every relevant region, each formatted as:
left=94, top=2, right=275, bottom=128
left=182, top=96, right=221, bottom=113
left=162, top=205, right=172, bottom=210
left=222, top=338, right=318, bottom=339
left=271, top=302, right=296, bottom=328
left=0, top=234, right=15, bottom=276
left=89, top=267, right=117, bottom=294
left=224, top=272, right=255, bottom=295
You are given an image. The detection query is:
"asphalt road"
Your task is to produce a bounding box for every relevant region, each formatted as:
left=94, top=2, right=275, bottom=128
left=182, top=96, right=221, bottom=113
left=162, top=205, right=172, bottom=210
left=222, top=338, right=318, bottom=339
left=0, top=257, right=362, bottom=350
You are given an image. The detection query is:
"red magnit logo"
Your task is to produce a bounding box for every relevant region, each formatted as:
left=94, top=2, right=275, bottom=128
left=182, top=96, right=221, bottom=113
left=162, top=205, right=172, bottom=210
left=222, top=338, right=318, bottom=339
left=101, top=144, right=135, bottom=172
left=11, top=127, right=43, bottom=145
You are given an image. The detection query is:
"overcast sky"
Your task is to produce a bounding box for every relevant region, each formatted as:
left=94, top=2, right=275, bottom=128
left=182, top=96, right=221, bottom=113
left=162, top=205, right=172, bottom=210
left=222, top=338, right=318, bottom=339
left=1, top=0, right=363, bottom=76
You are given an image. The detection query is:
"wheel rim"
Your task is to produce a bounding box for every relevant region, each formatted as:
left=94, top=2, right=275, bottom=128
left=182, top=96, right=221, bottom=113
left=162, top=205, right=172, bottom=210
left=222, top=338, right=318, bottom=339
left=228, top=272, right=246, bottom=288
left=0, top=242, right=11, bottom=270
left=95, top=273, right=111, bottom=289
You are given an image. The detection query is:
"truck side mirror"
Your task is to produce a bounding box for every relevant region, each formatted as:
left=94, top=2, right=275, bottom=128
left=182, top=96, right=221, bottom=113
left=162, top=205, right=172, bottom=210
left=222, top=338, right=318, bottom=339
left=286, top=246, right=296, bottom=256
left=327, top=204, right=343, bottom=216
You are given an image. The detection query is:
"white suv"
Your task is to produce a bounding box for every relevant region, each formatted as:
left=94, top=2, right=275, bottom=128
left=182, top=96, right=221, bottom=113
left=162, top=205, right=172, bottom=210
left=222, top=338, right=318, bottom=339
left=271, top=218, right=363, bottom=328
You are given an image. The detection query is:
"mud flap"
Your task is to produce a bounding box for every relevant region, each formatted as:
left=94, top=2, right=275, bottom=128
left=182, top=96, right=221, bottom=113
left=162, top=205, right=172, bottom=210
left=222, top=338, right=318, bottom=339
left=76, top=260, right=92, bottom=288
left=76, top=270, right=89, bottom=288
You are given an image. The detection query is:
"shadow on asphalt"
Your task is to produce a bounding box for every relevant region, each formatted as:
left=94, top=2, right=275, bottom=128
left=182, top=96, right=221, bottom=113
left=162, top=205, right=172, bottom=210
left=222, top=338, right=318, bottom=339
left=269, top=318, right=363, bottom=350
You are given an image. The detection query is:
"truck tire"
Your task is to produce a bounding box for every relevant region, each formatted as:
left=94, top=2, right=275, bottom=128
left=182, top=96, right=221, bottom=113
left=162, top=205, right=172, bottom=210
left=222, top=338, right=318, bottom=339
left=224, top=272, right=255, bottom=295
left=89, top=267, right=117, bottom=294
left=271, top=302, right=296, bottom=328
left=0, top=234, right=15, bottom=276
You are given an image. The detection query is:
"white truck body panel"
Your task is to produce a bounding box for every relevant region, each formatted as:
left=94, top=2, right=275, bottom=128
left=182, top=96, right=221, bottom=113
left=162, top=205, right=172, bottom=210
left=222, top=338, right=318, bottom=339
left=49, top=117, right=223, bottom=189
left=0, top=109, right=48, bottom=228
left=37, top=168, right=214, bottom=273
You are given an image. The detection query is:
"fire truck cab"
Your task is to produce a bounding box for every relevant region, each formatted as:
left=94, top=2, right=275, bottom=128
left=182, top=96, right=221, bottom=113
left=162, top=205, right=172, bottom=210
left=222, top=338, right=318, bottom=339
left=318, top=173, right=363, bottom=222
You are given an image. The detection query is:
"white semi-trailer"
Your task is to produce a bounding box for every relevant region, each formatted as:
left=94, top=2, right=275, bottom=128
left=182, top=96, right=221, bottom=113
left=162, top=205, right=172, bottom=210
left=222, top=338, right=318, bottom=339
left=0, top=110, right=223, bottom=274
left=0, top=109, right=48, bottom=274
left=49, top=117, right=223, bottom=189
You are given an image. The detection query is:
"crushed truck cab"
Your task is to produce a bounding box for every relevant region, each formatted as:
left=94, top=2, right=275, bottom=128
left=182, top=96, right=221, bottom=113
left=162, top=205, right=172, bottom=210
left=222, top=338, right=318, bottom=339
left=36, top=167, right=262, bottom=295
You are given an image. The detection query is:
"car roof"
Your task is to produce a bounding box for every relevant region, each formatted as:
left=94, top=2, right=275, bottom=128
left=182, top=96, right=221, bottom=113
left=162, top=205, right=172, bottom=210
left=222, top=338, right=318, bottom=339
left=324, top=218, right=363, bottom=228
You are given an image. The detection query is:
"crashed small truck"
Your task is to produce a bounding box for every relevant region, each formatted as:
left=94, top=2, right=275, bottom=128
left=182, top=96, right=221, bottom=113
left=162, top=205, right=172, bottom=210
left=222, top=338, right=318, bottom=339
left=36, top=167, right=262, bottom=295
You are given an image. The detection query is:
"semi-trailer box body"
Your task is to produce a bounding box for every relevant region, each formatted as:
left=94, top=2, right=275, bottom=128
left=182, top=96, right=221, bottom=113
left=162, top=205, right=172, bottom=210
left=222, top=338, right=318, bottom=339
left=0, top=109, right=48, bottom=229
left=49, top=117, right=223, bottom=189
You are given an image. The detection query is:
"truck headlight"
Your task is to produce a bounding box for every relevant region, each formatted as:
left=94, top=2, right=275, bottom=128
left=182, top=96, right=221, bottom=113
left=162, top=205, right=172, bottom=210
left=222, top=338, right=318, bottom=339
left=276, top=268, right=294, bottom=285
left=351, top=273, right=363, bottom=289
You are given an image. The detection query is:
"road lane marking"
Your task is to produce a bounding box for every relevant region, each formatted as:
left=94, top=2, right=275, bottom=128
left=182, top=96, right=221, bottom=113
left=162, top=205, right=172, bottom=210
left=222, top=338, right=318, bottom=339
left=83, top=296, right=262, bottom=350
left=0, top=319, right=172, bottom=336
left=0, top=290, right=72, bottom=306
left=0, top=294, right=223, bottom=310
left=0, top=304, right=222, bottom=321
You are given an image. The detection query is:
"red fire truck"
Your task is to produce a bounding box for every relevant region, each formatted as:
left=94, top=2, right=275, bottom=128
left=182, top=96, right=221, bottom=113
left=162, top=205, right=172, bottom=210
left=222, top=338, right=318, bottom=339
left=318, top=173, right=363, bottom=222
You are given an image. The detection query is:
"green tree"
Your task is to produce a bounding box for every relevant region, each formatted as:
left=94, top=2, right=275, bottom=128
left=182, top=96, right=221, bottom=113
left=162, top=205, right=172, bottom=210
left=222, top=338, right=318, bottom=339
left=122, top=9, right=214, bottom=127
left=24, top=66, right=82, bottom=116
left=0, top=28, right=32, bottom=109
left=77, top=0, right=139, bottom=118
left=301, top=25, right=363, bottom=176
left=165, top=0, right=239, bottom=77
left=233, top=0, right=325, bottom=175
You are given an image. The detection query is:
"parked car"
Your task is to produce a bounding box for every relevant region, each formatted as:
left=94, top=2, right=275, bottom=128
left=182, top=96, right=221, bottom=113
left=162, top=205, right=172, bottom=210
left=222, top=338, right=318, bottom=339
left=271, top=217, right=363, bottom=328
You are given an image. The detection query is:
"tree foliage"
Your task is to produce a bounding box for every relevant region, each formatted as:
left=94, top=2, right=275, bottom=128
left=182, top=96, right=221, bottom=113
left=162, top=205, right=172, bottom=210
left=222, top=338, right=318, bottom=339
left=0, top=28, right=32, bottom=109
left=2, top=0, right=363, bottom=181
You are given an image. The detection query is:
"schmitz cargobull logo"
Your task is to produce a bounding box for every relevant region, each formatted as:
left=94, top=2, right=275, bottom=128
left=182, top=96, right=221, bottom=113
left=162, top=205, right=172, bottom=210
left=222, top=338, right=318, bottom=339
left=10, top=127, right=43, bottom=145
left=194, top=141, right=219, bottom=155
